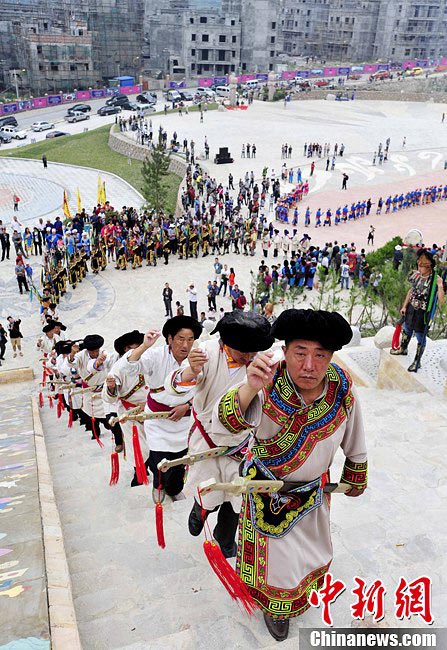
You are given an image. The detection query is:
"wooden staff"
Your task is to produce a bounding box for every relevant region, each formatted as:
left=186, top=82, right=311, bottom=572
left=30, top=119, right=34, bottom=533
left=198, top=477, right=353, bottom=496
left=157, top=446, right=229, bottom=473
left=109, top=411, right=172, bottom=426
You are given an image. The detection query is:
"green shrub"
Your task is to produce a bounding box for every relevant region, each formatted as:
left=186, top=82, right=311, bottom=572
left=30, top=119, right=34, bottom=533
left=365, top=236, right=403, bottom=268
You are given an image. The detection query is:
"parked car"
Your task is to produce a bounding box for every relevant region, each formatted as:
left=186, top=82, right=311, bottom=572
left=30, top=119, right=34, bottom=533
left=409, top=67, right=424, bottom=76
left=0, top=132, right=12, bottom=144
left=313, top=79, right=329, bottom=87
left=194, top=87, right=215, bottom=99
left=164, top=90, right=182, bottom=103
left=67, top=104, right=91, bottom=115
left=137, top=92, right=157, bottom=104
left=179, top=90, right=194, bottom=101
left=31, top=121, right=55, bottom=132
left=0, top=115, right=18, bottom=128
left=131, top=101, right=156, bottom=112
left=105, top=94, right=129, bottom=106
left=0, top=125, right=27, bottom=139
left=97, top=105, right=122, bottom=116
left=435, top=64, right=447, bottom=72
left=65, top=111, right=90, bottom=123
left=45, top=131, right=69, bottom=139
left=347, top=73, right=361, bottom=80
left=371, top=70, right=391, bottom=80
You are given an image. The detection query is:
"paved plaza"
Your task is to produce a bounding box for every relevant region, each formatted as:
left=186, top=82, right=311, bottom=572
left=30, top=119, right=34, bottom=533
left=0, top=98, right=446, bottom=647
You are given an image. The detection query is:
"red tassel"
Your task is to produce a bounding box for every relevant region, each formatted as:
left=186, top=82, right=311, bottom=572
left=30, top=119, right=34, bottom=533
left=109, top=452, right=120, bottom=485
left=38, top=392, right=44, bottom=408
left=155, top=502, right=166, bottom=548
left=48, top=396, right=54, bottom=409
left=203, top=540, right=257, bottom=616
left=391, top=323, right=402, bottom=350
left=42, top=368, right=47, bottom=384
left=68, top=409, right=73, bottom=428
left=57, top=394, right=64, bottom=419
left=91, top=417, right=104, bottom=448
left=132, top=425, right=148, bottom=485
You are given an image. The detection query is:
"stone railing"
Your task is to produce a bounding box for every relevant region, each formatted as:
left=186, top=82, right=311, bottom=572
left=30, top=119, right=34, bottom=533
left=108, top=126, right=188, bottom=177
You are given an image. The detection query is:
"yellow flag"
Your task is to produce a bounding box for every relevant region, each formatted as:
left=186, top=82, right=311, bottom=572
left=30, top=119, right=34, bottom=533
left=102, top=180, right=107, bottom=204
left=63, top=190, right=71, bottom=219
left=77, top=187, right=82, bottom=214
left=97, top=174, right=103, bottom=204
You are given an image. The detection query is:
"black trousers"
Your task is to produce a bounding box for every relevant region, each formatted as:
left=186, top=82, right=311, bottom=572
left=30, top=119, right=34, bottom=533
left=190, top=301, right=198, bottom=320
left=81, top=411, right=123, bottom=446
left=164, top=299, right=173, bottom=317
left=0, top=342, right=5, bottom=359
left=17, top=276, right=29, bottom=293
left=147, top=447, right=187, bottom=496
left=191, top=499, right=239, bottom=551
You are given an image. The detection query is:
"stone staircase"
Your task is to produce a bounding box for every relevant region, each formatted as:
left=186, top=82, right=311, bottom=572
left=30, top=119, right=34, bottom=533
left=39, top=385, right=447, bottom=648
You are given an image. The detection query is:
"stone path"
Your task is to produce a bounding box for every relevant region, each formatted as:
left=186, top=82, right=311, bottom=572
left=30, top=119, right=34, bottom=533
left=0, top=394, right=50, bottom=650
left=39, top=386, right=447, bottom=648
left=0, top=159, right=144, bottom=228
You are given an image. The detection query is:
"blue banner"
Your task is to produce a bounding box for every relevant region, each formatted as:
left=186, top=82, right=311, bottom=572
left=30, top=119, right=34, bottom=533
left=2, top=103, right=18, bottom=113
left=47, top=95, right=62, bottom=106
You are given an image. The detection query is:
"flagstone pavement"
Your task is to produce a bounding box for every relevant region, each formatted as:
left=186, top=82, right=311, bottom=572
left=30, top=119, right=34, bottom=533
left=0, top=158, right=144, bottom=228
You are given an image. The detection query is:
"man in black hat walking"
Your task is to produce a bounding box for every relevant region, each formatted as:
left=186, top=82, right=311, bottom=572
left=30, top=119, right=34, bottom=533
left=215, top=308, right=367, bottom=640
left=166, top=310, right=274, bottom=558
left=126, top=316, right=202, bottom=502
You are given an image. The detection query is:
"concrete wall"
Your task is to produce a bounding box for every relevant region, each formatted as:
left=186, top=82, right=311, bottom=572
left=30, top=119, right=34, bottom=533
left=108, top=127, right=188, bottom=177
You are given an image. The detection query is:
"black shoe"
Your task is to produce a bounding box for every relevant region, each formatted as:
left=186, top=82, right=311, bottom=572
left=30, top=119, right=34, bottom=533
left=218, top=541, right=237, bottom=559
left=263, top=614, right=289, bottom=642
left=188, top=501, right=206, bottom=536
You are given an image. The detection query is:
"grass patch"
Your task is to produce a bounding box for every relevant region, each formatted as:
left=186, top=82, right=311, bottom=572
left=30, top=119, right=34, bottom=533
left=0, top=124, right=181, bottom=214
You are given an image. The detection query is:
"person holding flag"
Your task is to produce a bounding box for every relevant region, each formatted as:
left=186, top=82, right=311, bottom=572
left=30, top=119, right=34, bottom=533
left=391, top=248, right=445, bottom=372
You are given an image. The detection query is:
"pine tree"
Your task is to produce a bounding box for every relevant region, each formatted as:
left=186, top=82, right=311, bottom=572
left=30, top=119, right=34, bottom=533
left=141, top=144, right=170, bottom=213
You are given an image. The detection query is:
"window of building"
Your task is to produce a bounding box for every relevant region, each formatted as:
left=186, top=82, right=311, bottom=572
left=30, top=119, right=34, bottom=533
left=218, top=50, right=226, bottom=61
left=85, top=63, right=89, bottom=70
left=270, top=36, right=275, bottom=42
left=191, top=33, right=196, bottom=41
left=191, top=62, right=196, bottom=70
left=70, top=64, right=76, bottom=71
left=270, top=50, right=275, bottom=57
left=39, top=64, right=44, bottom=71
left=231, top=64, right=235, bottom=71
left=306, top=21, right=310, bottom=27
left=242, top=62, right=247, bottom=70
left=405, top=48, right=410, bottom=55
left=202, top=34, right=209, bottom=41
left=200, top=16, right=207, bottom=23
left=336, top=16, right=340, bottom=22
left=79, top=29, right=84, bottom=35
left=269, top=63, right=273, bottom=71
left=43, top=22, right=48, bottom=29
left=345, top=17, right=349, bottom=23
left=391, top=47, right=395, bottom=54
left=231, top=19, right=235, bottom=25
left=37, top=45, right=42, bottom=54
left=307, top=9, right=311, bottom=15
left=219, top=35, right=226, bottom=42
left=232, top=50, right=236, bottom=57
left=191, top=49, right=196, bottom=55
left=190, top=17, right=194, bottom=24
left=232, top=35, right=237, bottom=42
left=51, top=64, right=59, bottom=71
left=271, top=21, right=276, bottom=28
left=201, top=49, right=209, bottom=60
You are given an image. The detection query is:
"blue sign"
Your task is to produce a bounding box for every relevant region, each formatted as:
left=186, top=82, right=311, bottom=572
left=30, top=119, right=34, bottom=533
left=91, top=89, right=105, bottom=98
left=377, top=64, right=390, bottom=71
left=2, top=103, right=18, bottom=113
left=18, top=100, right=32, bottom=111
left=311, top=69, right=324, bottom=76
left=213, top=76, right=228, bottom=85
left=295, top=70, right=310, bottom=78
left=416, top=60, right=429, bottom=67
left=47, top=95, right=62, bottom=106
left=256, top=73, right=269, bottom=81
left=338, top=67, right=351, bottom=75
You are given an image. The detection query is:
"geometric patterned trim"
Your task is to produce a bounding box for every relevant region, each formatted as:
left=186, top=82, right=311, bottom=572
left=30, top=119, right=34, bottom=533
left=254, top=363, right=354, bottom=477
left=237, top=494, right=330, bottom=619
left=341, top=458, right=368, bottom=489
left=218, top=387, right=252, bottom=434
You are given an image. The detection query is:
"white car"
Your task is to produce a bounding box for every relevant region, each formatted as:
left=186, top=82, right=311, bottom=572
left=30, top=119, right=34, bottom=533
left=195, top=88, right=215, bottom=100
left=31, top=121, right=55, bottom=132
left=0, top=125, right=27, bottom=139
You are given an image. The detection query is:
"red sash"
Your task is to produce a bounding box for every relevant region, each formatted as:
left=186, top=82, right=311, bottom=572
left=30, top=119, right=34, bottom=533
left=146, top=392, right=173, bottom=413
left=192, top=408, right=216, bottom=449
